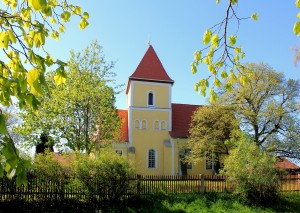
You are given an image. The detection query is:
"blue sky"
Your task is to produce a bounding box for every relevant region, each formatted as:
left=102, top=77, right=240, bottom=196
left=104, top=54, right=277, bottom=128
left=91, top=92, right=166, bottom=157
left=45, top=1, right=299, bottom=109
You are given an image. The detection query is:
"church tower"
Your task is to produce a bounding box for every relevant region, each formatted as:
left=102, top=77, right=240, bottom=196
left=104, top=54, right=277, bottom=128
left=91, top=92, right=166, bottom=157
left=126, top=45, right=174, bottom=175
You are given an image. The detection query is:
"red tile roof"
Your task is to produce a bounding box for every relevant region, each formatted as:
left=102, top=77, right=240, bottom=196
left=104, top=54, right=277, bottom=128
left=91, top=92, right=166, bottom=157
left=276, top=158, right=300, bottom=170
left=126, top=45, right=174, bottom=94
left=118, top=109, right=129, bottom=142
left=170, top=103, right=202, bottom=138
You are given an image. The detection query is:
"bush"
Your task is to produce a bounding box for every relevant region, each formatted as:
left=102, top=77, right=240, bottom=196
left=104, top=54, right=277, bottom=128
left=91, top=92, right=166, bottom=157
left=32, top=149, right=135, bottom=204
left=69, top=149, right=135, bottom=203
left=221, top=135, right=280, bottom=205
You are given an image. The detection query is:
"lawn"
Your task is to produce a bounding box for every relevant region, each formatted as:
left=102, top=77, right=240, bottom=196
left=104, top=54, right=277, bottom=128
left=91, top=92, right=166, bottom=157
left=0, top=192, right=299, bottom=212
left=124, top=192, right=300, bottom=213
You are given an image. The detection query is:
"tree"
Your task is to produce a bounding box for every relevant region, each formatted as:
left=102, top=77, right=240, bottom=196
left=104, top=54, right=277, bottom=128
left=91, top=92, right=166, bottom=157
left=222, top=134, right=280, bottom=205
left=0, top=1, right=89, bottom=184
left=191, top=0, right=299, bottom=101
left=218, top=63, right=300, bottom=159
left=17, top=41, right=122, bottom=154
left=186, top=105, right=240, bottom=173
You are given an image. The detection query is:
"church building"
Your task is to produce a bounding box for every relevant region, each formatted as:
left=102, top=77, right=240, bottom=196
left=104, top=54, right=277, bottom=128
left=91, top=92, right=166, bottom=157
left=114, top=45, right=213, bottom=176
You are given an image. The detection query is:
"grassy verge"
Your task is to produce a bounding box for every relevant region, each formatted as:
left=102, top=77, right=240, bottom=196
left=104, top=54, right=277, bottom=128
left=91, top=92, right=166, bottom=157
left=0, top=192, right=299, bottom=212
left=124, top=191, right=300, bottom=213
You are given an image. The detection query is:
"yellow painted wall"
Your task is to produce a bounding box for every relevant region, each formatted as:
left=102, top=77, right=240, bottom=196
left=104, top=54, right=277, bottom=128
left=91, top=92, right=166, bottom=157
left=131, top=109, right=171, bottom=175
left=132, top=83, right=170, bottom=108
left=173, top=138, right=213, bottom=176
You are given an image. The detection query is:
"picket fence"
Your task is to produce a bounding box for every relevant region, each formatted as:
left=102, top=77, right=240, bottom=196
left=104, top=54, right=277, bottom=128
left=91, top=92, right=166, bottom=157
left=0, top=174, right=299, bottom=201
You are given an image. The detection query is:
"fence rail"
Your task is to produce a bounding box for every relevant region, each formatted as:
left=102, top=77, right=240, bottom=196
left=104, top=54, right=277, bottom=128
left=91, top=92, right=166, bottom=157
left=0, top=174, right=299, bottom=201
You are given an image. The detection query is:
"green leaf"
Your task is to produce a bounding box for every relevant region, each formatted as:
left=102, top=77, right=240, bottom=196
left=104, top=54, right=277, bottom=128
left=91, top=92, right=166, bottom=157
left=16, top=170, right=27, bottom=186
left=251, top=13, right=258, bottom=21
left=61, top=11, right=71, bottom=22
left=0, top=32, right=9, bottom=49
left=221, top=70, right=228, bottom=79
left=28, top=0, right=46, bottom=11
left=294, top=22, right=300, bottom=35
left=216, top=0, right=220, bottom=4
left=296, top=0, right=300, bottom=8
left=191, top=62, right=197, bottom=74
left=83, top=12, right=89, bottom=19
left=27, top=68, right=42, bottom=96
left=229, top=35, right=237, bottom=46
left=0, top=165, right=3, bottom=178
left=54, top=68, right=67, bottom=85
left=0, top=114, right=7, bottom=134
left=2, top=142, right=15, bottom=161
left=203, top=29, right=212, bottom=45
left=79, top=19, right=89, bottom=30
left=211, top=34, right=219, bottom=47
left=194, top=50, right=201, bottom=62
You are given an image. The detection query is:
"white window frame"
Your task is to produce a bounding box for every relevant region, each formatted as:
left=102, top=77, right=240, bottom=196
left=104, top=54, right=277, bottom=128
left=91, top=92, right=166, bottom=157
left=141, top=119, right=147, bottom=129
left=206, top=151, right=213, bottom=170
left=115, top=150, right=123, bottom=156
left=134, top=119, right=140, bottom=129
left=161, top=120, right=167, bottom=130
left=147, top=90, right=155, bottom=107
left=147, top=149, right=157, bottom=169
left=153, top=120, right=160, bottom=130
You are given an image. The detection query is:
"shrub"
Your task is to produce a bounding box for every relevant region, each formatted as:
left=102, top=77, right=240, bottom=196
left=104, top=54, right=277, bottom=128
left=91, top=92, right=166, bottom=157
left=221, top=135, right=280, bottom=205
left=69, top=149, right=135, bottom=203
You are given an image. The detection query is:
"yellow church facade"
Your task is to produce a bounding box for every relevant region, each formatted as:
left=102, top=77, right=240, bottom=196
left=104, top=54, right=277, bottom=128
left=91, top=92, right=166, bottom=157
left=114, top=45, right=214, bottom=176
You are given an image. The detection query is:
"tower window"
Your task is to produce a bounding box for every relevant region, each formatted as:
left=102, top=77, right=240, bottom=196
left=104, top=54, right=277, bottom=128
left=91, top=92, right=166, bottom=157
left=134, top=119, right=140, bottom=129
left=141, top=120, right=147, bottom=129
left=161, top=121, right=167, bottom=130
left=148, top=91, right=154, bottom=107
left=154, top=121, right=159, bottom=130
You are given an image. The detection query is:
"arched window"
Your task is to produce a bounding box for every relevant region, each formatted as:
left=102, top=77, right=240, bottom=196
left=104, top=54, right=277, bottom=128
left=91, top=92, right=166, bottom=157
left=148, top=149, right=156, bottom=168
left=141, top=120, right=147, bottom=129
left=161, top=121, right=167, bottom=130
left=206, top=151, right=213, bottom=170
left=154, top=121, right=159, bottom=130
left=148, top=91, right=154, bottom=107
left=134, top=119, right=140, bottom=129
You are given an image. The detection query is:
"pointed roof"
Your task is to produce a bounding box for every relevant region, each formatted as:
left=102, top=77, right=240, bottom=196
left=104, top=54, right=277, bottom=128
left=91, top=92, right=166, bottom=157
left=127, top=45, right=174, bottom=90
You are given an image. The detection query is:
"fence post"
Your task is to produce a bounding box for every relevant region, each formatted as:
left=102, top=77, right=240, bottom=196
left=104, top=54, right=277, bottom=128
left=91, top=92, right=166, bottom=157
left=137, top=175, right=141, bottom=195
left=200, top=175, right=205, bottom=193
left=298, top=174, right=300, bottom=191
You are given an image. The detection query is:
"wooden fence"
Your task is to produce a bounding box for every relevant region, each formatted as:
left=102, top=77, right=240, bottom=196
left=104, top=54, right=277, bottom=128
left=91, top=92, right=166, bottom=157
left=0, top=174, right=299, bottom=201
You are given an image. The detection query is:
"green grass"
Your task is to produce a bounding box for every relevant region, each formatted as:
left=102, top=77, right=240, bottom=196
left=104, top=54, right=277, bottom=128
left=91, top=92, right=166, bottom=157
left=124, top=192, right=300, bottom=213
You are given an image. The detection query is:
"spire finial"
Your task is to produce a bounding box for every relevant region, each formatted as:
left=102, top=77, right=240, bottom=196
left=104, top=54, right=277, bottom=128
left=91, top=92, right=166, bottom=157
left=148, top=40, right=151, bottom=46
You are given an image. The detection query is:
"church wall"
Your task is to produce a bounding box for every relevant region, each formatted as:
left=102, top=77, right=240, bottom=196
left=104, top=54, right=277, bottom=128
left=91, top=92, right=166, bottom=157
left=131, top=82, right=170, bottom=108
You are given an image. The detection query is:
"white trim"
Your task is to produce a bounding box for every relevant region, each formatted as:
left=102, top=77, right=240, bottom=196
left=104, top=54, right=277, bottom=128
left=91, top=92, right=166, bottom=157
left=169, top=83, right=172, bottom=109
left=134, top=119, right=140, bottom=129
left=129, top=106, right=171, bottom=111
left=130, top=81, right=134, bottom=107
left=131, top=80, right=172, bottom=87
left=128, top=107, right=132, bottom=145
left=170, top=138, right=174, bottom=175
left=147, top=148, right=157, bottom=169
